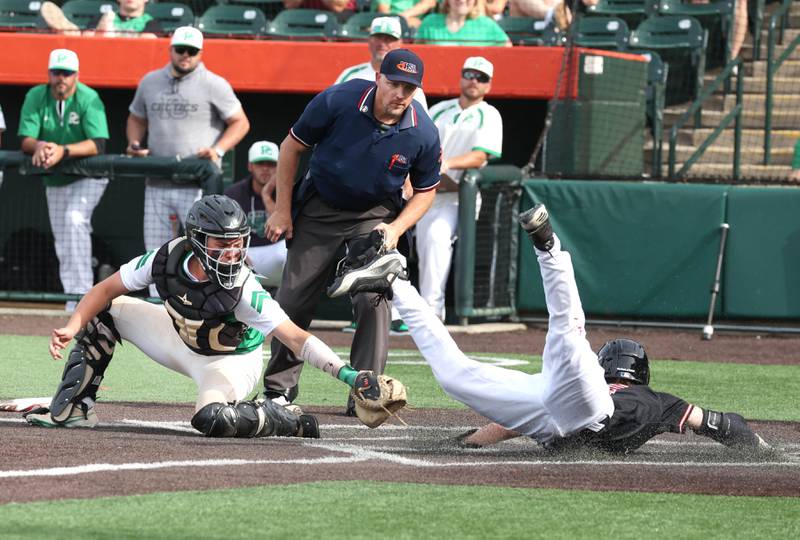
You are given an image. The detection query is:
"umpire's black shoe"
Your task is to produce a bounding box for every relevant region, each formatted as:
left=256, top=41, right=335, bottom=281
left=345, top=395, right=356, bottom=417
left=518, top=204, right=554, bottom=251
left=298, top=414, right=320, bottom=438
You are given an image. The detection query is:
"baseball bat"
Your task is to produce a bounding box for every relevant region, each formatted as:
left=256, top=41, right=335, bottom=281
left=702, top=223, right=730, bottom=340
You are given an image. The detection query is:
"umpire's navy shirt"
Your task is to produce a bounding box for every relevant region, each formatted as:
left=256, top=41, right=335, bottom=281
left=290, top=79, right=441, bottom=211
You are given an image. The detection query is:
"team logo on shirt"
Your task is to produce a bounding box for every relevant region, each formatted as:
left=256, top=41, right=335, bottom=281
left=67, top=112, right=80, bottom=125
left=388, top=153, right=408, bottom=172
left=152, top=91, right=200, bottom=119
left=396, top=61, right=418, bottom=74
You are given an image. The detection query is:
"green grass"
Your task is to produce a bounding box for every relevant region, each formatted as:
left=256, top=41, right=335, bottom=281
left=1, top=335, right=799, bottom=420
left=1, top=482, right=798, bottom=540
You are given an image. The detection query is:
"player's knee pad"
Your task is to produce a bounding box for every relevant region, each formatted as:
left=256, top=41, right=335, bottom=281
left=49, top=311, right=119, bottom=422
left=694, top=409, right=759, bottom=449
left=191, top=400, right=316, bottom=439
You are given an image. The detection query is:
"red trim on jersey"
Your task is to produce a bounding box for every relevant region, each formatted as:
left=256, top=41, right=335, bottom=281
left=410, top=103, right=418, bottom=127
left=289, top=127, right=311, bottom=148
left=357, top=85, right=375, bottom=111
left=413, top=180, right=440, bottom=192
left=678, top=404, right=694, bottom=434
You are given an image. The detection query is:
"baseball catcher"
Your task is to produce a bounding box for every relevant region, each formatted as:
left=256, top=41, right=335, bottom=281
left=385, top=204, right=772, bottom=455
left=25, top=195, right=406, bottom=436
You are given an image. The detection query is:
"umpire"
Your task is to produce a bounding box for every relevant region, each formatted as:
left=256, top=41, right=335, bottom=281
left=264, top=49, right=441, bottom=413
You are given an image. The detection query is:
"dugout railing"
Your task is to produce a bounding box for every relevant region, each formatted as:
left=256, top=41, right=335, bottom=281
left=0, top=151, right=223, bottom=303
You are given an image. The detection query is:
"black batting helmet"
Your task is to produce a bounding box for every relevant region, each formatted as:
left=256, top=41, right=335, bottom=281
left=185, top=195, right=250, bottom=290
left=596, top=338, right=650, bottom=385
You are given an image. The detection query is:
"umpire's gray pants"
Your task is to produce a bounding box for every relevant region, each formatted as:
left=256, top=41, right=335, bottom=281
left=264, top=194, right=395, bottom=397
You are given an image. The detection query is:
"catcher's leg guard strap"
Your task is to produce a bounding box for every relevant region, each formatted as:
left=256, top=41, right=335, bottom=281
left=49, top=311, right=119, bottom=422
left=192, top=399, right=302, bottom=438
left=694, top=409, right=760, bottom=449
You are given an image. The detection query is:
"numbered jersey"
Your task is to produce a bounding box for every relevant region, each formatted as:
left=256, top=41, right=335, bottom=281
left=119, top=238, right=289, bottom=356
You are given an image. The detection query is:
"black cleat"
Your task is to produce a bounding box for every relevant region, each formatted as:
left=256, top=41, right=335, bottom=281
left=298, top=414, right=320, bottom=438
left=518, top=204, right=554, bottom=251
left=345, top=395, right=357, bottom=417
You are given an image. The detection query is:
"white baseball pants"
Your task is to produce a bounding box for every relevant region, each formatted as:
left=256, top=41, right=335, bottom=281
left=248, top=240, right=288, bottom=289
left=415, top=192, right=459, bottom=320
left=45, top=177, right=108, bottom=295
left=108, top=296, right=263, bottom=411
left=392, top=234, right=614, bottom=442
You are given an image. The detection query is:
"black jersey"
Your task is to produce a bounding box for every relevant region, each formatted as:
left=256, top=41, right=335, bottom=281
left=548, top=384, right=693, bottom=454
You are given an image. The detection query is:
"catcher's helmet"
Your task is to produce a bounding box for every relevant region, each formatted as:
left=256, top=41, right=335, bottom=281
left=185, top=195, right=250, bottom=289
left=596, top=338, right=650, bottom=385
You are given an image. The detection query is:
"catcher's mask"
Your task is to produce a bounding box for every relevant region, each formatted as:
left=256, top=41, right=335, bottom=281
left=185, top=195, right=251, bottom=290
left=596, top=338, right=650, bottom=385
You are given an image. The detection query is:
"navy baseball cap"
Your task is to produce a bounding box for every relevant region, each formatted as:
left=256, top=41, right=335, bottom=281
left=380, top=49, right=424, bottom=88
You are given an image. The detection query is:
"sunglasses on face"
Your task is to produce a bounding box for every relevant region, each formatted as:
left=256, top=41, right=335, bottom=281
left=173, top=46, right=200, bottom=57
left=462, top=71, right=490, bottom=83
left=49, top=69, right=76, bottom=77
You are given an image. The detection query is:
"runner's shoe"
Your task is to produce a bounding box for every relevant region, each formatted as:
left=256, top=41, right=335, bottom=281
left=518, top=204, right=554, bottom=252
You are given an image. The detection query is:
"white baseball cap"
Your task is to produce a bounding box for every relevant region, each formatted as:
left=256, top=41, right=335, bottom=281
left=248, top=141, right=279, bottom=163
left=462, top=56, right=494, bottom=79
left=370, top=17, right=402, bottom=39
left=48, top=49, right=79, bottom=72
left=171, top=26, right=203, bottom=50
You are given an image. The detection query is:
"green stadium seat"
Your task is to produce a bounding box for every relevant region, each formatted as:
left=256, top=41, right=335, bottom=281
left=0, top=0, right=46, bottom=30
left=265, top=8, right=340, bottom=40
left=496, top=16, right=554, bottom=46
left=654, top=0, right=733, bottom=69
left=585, top=0, right=658, bottom=29
left=198, top=4, right=267, bottom=36
left=338, top=12, right=411, bottom=41
left=61, top=0, right=117, bottom=30
left=628, top=15, right=707, bottom=106
left=218, top=0, right=284, bottom=20
left=574, top=16, right=630, bottom=50
left=145, top=2, right=195, bottom=33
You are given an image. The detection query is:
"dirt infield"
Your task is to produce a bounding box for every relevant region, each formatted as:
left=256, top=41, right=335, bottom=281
left=2, top=312, right=799, bottom=504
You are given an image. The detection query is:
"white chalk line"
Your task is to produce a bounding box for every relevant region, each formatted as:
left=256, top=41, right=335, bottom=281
left=2, top=416, right=799, bottom=479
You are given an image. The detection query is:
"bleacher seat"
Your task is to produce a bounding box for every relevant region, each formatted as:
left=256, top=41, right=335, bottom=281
left=585, top=0, right=658, bottom=30
left=628, top=15, right=707, bottom=106
left=654, top=0, right=733, bottom=69
left=338, top=12, right=411, bottom=40
left=496, top=16, right=555, bottom=46
left=219, top=0, right=284, bottom=20
left=574, top=16, right=630, bottom=50
left=0, top=0, right=45, bottom=30
left=145, top=2, right=195, bottom=33
left=198, top=4, right=267, bottom=36
left=641, top=51, right=668, bottom=176
left=266, top=8, right=340, bottom=40
left=61, top=0, right=117, bottom=29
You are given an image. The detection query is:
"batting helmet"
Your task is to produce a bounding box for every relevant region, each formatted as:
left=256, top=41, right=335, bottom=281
left=596, top=338, right=650, bottom=385
left=185, top=195, right=250, bottom=290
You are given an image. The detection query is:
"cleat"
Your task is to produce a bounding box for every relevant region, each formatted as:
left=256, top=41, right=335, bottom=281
left=342, top=321, right=357, bottom=333
left=24, top=404, right=98, bottom=428
left=518, top=204, right=554, bottom=251
left=269, top=394, right=303, bottom=416
left=297, top=414, right=320, bottom=438
left=390, top=319, right=409, bottom=335
left=327, top=250, right=407, bottom=298
left=345, top=395, right=357, bottom=417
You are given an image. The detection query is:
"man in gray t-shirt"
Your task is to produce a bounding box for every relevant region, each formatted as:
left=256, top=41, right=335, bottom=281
left=126, top=26, right=249, bottom=295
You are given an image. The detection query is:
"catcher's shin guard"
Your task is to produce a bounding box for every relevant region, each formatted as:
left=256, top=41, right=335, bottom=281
left=191, top=399, right=320, bottom=439
left=49, top=311, right=120, bottom=423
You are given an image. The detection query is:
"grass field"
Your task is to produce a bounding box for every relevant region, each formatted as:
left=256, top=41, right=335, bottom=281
left=1, top=334, right=799, bottom=539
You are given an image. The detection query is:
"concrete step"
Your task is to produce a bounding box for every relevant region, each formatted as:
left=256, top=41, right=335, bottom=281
left=742, top=38, right=799, bottom=60
left=701, top=75, right=798, bottom=94
left=661, top=163, right=793, bottom=182
left=751, top=60, right=800, bottom=77
left=663, top=145, right=793, bottom=166
left=666, top=128, right=800, bottom=148
left=711, top=93, right=800, bottom=113
left=663, top=108, right=798, bottom=129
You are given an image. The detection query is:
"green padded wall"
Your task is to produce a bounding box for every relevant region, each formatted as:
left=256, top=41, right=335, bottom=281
left=518, top=180, right=728, bottom=318
left=724, top=186, right=800, bottom=318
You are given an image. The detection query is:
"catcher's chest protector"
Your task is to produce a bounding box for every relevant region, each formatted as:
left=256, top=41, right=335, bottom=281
left=152, top=238, right=248, bottom=355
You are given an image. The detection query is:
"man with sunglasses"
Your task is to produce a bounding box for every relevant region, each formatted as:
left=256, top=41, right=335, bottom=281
left=417, top=56, right=503, bottom=320
left=126, top=26, right=250, bottom=297
left=18, top=49, right=110, bottom=311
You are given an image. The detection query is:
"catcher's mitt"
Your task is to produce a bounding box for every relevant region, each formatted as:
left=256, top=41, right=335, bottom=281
left=351, top=371, right=407, bottom=428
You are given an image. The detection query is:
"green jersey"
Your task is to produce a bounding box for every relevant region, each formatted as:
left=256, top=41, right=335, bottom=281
left=113, top=13, right=155, bottom=32
left=373, top=0, right=419, bottom=12
left=17, top=82, right=109, bottom=187
left=416, top=14, right=510, bottom=46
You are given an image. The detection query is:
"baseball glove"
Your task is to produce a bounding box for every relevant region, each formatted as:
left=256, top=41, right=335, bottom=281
left=351, top=371, right=408, bottom=428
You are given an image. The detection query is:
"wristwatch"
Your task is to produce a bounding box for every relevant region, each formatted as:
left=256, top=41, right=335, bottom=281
left=214, top=147, right=225, bottom=160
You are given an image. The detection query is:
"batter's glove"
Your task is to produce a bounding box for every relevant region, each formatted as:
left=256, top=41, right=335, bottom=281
left=351, top=371, right=408, bottom=428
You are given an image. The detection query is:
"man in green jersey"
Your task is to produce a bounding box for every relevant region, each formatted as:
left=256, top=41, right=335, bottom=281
left=18, top=49, right=110, bottom=310
left=40, top=0, right=162, bottom=37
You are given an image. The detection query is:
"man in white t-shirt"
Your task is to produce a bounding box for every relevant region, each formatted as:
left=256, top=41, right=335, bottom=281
left=334, top=16, right=428, bottom=111
left=418, top=56, right=503, bottom=320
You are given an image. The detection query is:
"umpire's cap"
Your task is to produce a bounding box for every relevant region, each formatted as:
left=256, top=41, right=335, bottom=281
left=380, top=49, right=424, bottom=88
